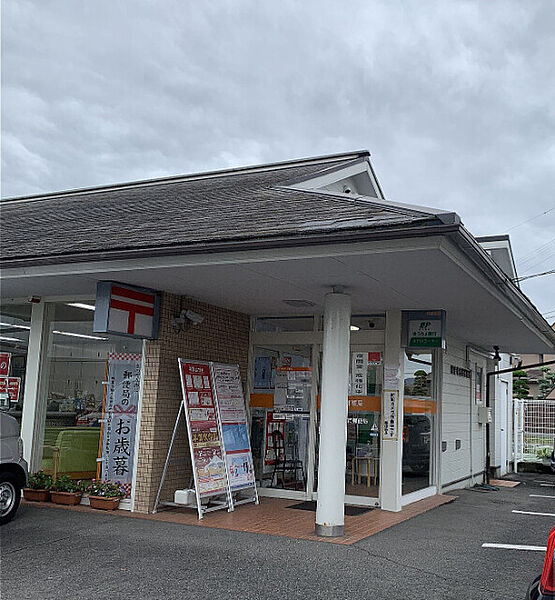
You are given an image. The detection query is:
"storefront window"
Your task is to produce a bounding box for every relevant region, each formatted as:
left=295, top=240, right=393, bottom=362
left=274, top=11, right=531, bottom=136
left=250, top=345, right=311, bottom=491
left=255, top=317, right=314, bottom=332
left=402, top=353, right=435, bottom=495
left=345, top=349, right=382, bottom=498
left=313, top=347, right=383, bottom=500
left=39, top=302, right=142, bottom=482
left=0, top=304, right=31, bottom=416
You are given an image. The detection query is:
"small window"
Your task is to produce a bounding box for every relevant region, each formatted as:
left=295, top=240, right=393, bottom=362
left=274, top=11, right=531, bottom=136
left=255, top=316, right=314, bottom=333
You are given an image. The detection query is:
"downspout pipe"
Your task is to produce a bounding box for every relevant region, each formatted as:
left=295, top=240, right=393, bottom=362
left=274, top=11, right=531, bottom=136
left=485, top=358, right=555, bottom=484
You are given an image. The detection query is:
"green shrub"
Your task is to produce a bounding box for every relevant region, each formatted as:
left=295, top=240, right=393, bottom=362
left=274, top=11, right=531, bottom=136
left=27, top=471, right=54, bottom=490
left=536, top=446, right=552, bottom=460
left=51, top=475, right=84, bottom=493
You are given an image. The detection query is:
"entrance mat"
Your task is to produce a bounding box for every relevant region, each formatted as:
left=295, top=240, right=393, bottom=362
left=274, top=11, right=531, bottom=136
left=490, top=479, right=520, bottom=488
left=287, top=501, right=373, bottom=516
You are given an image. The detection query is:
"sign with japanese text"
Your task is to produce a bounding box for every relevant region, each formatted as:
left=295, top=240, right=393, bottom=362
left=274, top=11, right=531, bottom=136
left=179, top=360, right=227, bottom=498
left=94, top=281, right=160, bottom=339
left=475, top=366, right=483, bottom=404
left=273, top=367, right=311, bottom=411
left=0, top=353, right=11, bottom=377
left=0, top=377, right=8, bottom=404
left=211, top=363, right=256, bottom=491
left=100, top=353, right=142, bottom=495
left=0, top=377, right=21, bottom=402
left=382, top=390, right=399, bottom=440
left=404, top=310, right=446, bottom=349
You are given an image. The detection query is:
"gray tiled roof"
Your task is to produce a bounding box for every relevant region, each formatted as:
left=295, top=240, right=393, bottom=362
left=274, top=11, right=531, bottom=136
left=1, top=153, right=443, bottom=263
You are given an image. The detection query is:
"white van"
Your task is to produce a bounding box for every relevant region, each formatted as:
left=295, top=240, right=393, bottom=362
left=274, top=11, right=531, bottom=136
left=0, top=412, right=28, bottom=524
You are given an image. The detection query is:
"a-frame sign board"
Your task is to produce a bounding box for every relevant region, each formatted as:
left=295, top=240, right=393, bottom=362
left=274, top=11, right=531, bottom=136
left=154, top=359, right=258, bottom=519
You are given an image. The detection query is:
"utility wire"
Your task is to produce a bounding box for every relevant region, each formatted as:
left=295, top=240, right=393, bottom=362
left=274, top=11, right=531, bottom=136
left=519, top=237, right=555, bottom=263
left=506, top=206, right=555, bottom=232
left=514, top=268, right=555, bottom=283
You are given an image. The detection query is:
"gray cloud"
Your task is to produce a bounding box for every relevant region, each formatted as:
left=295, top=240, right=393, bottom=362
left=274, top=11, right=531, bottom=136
left=2, top=0, right=554, bottom=314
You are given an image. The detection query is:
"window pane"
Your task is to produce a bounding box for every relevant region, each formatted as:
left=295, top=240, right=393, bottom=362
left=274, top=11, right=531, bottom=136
left=39, top=302, right=142, bottom=484
left=0, top=304, right=32, bottom=417
left=250, top=345, right=311, bottom=491
left=255, top=317, right=314, bottom=332
left=402, top=353, right=435, bottom=495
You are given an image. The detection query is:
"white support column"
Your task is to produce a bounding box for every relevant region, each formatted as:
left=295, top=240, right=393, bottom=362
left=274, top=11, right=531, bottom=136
left=20, top=302, right=53, bottom=472
left=380, top=310, right=404, bottom=512
left=315, top=291, right=351, bottom=537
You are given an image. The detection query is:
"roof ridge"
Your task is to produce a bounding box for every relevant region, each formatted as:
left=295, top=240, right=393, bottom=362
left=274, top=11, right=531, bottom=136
left=2, top=150, right=370, bottom=204
left=275, top=185, right=454, bottom=222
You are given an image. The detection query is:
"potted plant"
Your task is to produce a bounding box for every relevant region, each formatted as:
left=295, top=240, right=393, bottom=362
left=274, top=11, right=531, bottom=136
left=50, top=475, right=84, bottom=506
left=86, top=480, right=126, bottom=510
left=23, top=471, right=53, bottom=502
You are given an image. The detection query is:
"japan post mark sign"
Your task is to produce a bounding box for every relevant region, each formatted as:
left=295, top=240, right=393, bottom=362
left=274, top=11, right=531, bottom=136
left=179, top=360, right=227, bottom=498
left=94, top=282, right=160, bottom=339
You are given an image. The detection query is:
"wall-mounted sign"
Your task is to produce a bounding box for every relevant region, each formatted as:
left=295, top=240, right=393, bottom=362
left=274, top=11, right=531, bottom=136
left=382, top=390, right=399, bottom=440
left=450, top=365, right=471, bottom=379
left=0, top=353, right=11, bottom=377
left=475, top=366, right=483, bottom=404
left=403, top=310, right=446, bottom=350
left=94, top=282, right=160, bottom=339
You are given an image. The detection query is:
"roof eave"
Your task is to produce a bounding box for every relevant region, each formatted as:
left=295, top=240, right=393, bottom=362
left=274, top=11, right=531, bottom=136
left=0, top=220, right=455, bottom=269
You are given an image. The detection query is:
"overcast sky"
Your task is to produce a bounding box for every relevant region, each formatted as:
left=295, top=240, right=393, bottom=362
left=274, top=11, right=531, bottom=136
left=2, top=1, right=554, bottom=319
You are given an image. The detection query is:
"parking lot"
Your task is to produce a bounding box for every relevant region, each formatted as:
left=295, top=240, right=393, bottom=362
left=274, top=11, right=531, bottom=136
left=1, top=472, right=553, bottom=599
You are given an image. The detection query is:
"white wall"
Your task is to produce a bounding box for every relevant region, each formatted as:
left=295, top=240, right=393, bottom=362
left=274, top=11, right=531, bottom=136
left=440, top=336, right=487, bottom=491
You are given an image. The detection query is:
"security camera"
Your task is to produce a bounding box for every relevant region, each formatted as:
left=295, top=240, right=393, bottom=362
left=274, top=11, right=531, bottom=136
left=184, top=309, right=204, bottom=325
left=368, top=320, right=376, bottom=329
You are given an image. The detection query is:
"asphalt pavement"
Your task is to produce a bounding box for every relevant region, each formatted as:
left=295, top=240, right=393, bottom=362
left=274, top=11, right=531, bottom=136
left=1, top=472, right=553, bottom=599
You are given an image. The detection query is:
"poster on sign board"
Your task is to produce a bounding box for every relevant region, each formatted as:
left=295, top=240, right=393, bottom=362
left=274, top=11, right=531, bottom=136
left=7, top=377, right=20, bottom=402
left=0, top=353, right=11, bottom=377
left=211, top=362, right=256, bottom=492
left=179, top=360, right=228, bottom=498
left=99, top=353, right=142, bottom=497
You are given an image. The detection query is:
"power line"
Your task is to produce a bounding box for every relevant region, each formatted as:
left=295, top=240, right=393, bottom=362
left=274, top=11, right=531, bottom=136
left=506, top=206, right=555, bottom=233
left=515, top=268, right=555, bottom=283
left=519, top=239, right=555, bottom=265
left=519, top=250, right=555, bottom=274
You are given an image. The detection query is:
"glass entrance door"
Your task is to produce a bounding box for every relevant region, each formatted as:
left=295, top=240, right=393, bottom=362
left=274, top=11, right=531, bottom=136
left=312, top=345, right=383, bottom=505
left=345, top=346, right=383, bottom=501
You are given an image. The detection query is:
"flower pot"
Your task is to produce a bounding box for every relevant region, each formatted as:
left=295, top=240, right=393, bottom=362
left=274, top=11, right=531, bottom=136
left=23, top=488, right=50, bottom=502
left=88, top=496, right=120, bottom=511
left=50, top=491, right=83, bottom=506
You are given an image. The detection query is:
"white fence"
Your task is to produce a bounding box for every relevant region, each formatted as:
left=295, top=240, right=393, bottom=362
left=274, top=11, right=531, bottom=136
left=514, top=398, right=555, bottom=462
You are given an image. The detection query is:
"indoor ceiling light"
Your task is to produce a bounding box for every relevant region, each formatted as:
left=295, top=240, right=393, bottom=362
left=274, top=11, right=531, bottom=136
left=0, top=322, right=31, bottom=330
left=0, top=336, right=23, bottom=342
left=66, top=303, right=96, bottom=311
left=53, top=330, right=107, bottom=341
left=350, top=325, right=360, bottom=331
left=282, top=299, right=316, bottom=308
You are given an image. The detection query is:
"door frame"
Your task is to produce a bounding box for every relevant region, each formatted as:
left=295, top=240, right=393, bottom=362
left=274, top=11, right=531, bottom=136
left=249, top=320, right=385, bottom=503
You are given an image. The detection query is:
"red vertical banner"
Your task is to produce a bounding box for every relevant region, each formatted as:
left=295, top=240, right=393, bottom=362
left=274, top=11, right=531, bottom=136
left=179, top=360, right=228, bottom=498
